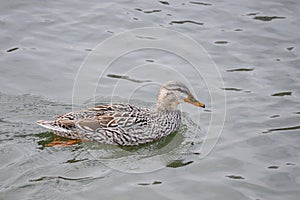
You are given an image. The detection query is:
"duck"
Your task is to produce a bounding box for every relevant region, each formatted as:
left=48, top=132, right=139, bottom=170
left=37, top=81, right=205, bottom=146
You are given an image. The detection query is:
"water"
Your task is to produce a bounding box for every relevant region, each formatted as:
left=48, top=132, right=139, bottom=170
left=1, top=0, right=300, bottom=199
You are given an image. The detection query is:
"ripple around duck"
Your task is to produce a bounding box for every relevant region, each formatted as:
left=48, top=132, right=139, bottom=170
left=74, top=113, right=204, bottom=173
left=166, top=160, right=193, bottom=168
left=32, top=94, right=205, bottom=173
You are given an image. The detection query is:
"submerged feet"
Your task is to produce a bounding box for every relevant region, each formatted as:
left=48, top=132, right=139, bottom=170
left=46, top=138, right=82, bottom=147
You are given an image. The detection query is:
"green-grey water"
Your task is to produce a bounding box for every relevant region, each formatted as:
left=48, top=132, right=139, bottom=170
left=1, top=0, right=300, bottom=199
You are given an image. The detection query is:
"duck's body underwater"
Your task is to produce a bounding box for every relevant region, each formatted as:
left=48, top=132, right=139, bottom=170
left=37, top=81, right=205, bottom=146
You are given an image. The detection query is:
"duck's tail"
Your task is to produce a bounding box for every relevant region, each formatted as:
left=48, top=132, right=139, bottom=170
left=36, top=120, right=70, bottom=132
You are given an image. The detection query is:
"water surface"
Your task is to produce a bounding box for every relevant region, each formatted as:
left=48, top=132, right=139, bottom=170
left=1, top=0, right=300, bottom=199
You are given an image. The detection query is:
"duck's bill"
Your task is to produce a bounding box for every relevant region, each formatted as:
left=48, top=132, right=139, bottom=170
left=184, top=96, right=205, bottom=108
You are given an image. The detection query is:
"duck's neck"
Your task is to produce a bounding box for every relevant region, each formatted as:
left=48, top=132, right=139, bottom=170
left=156, top=98, right=179, bottom=112
left=156, top=87, right=180, bottom=112
left=156, top=104, right=174, bottom=112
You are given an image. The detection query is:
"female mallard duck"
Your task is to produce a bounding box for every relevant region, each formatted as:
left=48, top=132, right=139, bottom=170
left=37, top=81, right=205, bottom=146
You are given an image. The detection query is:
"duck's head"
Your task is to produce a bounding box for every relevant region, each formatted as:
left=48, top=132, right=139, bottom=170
left=156, top=81, right=205, bottom=111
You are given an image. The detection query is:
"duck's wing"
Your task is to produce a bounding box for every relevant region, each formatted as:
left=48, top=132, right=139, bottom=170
left=37, top=104, right=150, bottom=134
left=72, top=104, right=150, bottom=132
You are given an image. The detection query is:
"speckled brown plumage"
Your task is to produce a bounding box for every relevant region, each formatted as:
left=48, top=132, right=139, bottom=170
left=37, top=81, right=205, bottom=146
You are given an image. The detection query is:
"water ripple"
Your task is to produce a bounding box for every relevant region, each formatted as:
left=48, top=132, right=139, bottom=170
left=158, top=1, right=169, bottom=5
left=166, top=160, right=193, bottom=168
left=226, top=175, right=245, bottom=180
left=169, top=20, right=203, bottom=25
left=134, top=8, right=162, bottom=14
left=6, top=47, right=19, bottom=53
left=29, top=175, right=103, bottom=183
left=226, top=68, right=254, bottom=72
left=271, top=91, right=292, bottom=96
left=262, top=125, right=300, bottom=134
left=107, top=74, right=152, bottom=83
left=189, top=1, right=212, bottom=6
left=135, top=35, right=157, bottom=40
left=253, top=16, right=286, bottom=22
left=138, top=181, right=162, bottom=186
left=221, top=87, right=243, bottom=91
left=214, top=41, right=228, bottom=44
